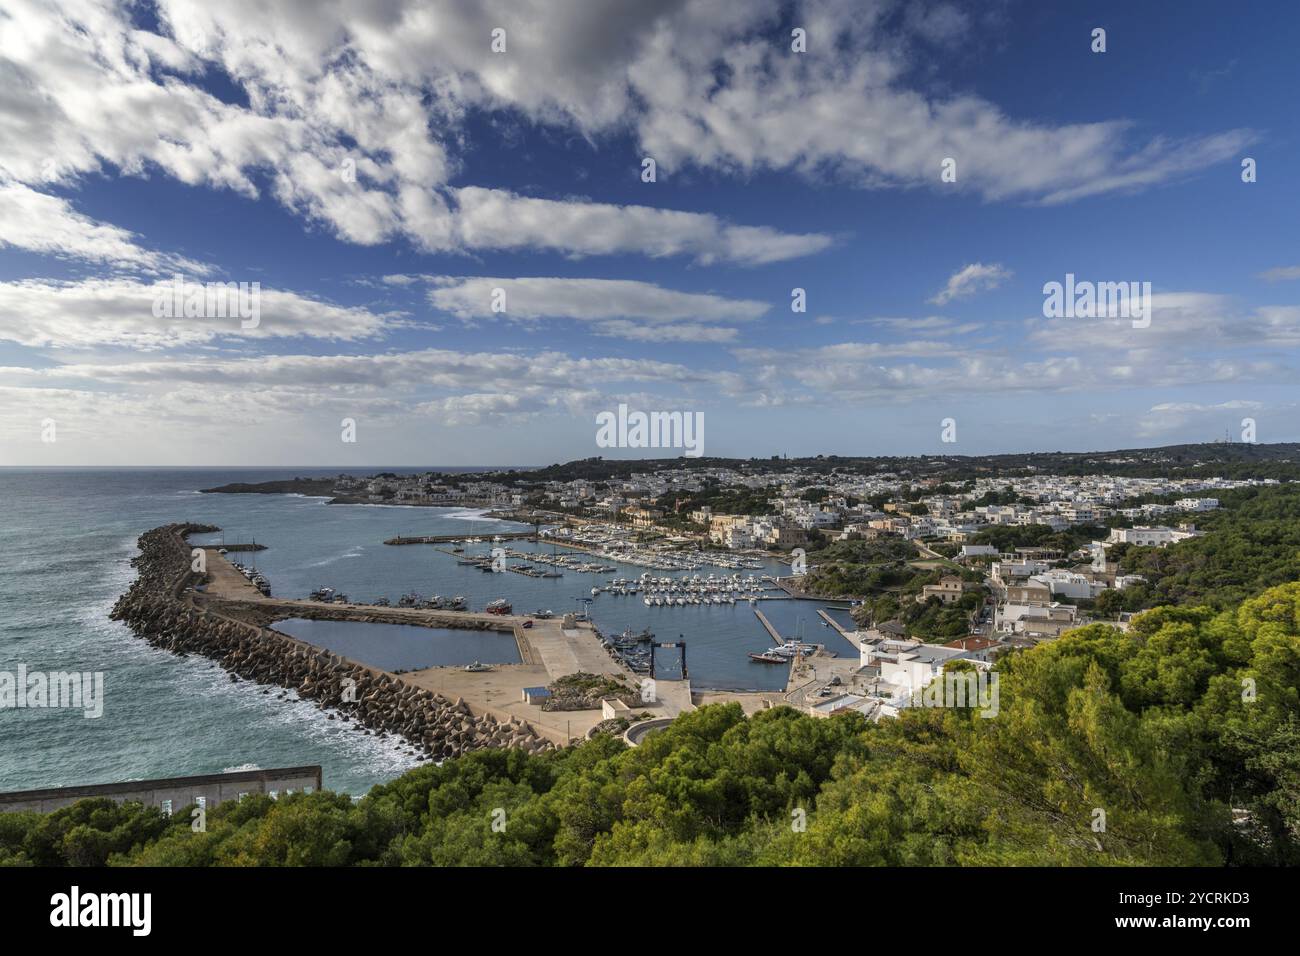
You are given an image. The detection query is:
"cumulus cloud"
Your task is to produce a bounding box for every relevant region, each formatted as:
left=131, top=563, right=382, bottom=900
left=0, top=0, right=1249, bottom=275
left=0, top=0, right=829, bottom=265
left=929, top=263, right=1012, bottom=305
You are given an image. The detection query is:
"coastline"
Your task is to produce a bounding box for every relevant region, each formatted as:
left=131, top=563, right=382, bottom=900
left=110, top=524, right=557, bottom=760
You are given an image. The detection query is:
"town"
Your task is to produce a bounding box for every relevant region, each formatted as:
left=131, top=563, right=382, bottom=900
left=207, top=452, right=1283, bottom=726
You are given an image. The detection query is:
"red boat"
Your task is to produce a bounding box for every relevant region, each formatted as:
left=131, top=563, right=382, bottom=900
left=748, top=652, right=786, bottom=664
left=485, top=598, right=512, bottom=615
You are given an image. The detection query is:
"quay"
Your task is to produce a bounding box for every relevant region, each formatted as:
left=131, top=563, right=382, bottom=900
left=195, top=545, right=694, bottom=745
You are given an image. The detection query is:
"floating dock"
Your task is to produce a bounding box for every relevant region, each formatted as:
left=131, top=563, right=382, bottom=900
left=754, top=608, right=783, bottom=642
left=385, top=532, right=538, bottom=545
left=817, top=609, right=849, bottom=634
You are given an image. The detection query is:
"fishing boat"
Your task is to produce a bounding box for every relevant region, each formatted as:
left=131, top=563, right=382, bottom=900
left=748, top=652, right=786, bottom=664
left=484, top=598, right=512, bottom=615
left=464, top=661, right=493, bottom=672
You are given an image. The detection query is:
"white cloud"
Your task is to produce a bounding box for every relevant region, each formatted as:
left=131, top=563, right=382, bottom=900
left=0, top=180, right=206, bottom=273
left=929, top=263, right=1012, bottom=305
left=0, top=0, right=828, bottom=265
left=1136, top=399, right=1271, bottom=438
left=426, top=275, right=767, bottom=342
left=1258, top=265, right=1300, bottom=282
left=0, top=0, right=1249, bottom=275
left=450, top=187, right=832, bottom=265
left=1030, top=292, right=1300, bottom=351
left=0, top=278, right=396, bottom=349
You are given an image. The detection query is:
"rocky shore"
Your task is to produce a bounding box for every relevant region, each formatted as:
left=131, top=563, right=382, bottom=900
left=110, top=524, right=555, bottom=760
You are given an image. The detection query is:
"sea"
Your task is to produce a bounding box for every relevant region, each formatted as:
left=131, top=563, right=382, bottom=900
left=0, top=468, right=858, bottom=797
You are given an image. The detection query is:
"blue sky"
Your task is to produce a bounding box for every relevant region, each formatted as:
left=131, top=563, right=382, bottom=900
left=1, top=0, right=1297, bottom=465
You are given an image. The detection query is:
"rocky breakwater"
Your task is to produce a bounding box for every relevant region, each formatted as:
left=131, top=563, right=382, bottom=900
left=110, top=524, right=555, bottom=760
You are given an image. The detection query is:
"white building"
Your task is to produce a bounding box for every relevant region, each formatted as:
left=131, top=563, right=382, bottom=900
left=1030, top=570, right=1107, bottom=600
left=1107, top=526, right=1198, bottom=547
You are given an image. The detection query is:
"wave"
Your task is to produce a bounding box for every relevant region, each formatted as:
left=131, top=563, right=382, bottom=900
left=303, top=546, right=365, bottom=568
left=445, top=509, right=506, bottom=523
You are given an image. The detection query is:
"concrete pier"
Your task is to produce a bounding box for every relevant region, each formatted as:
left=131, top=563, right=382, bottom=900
left=194, top=545, right=692, bottom=744
left=754, top=608, right=784, bottom=642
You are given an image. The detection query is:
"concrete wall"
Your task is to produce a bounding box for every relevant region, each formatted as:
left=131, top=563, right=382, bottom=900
left=0, top=765, right=322, bottom=815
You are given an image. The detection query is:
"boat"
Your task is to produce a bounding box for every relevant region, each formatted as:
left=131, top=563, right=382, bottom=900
left=484, top=598, right=512, bottom=615
left=748, top=652, right=786, bottom=664
left=464, top=661, right=493, bottom=672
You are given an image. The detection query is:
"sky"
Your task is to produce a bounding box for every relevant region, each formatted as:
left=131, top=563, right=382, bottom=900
left=1, top=0, right=1298, bottom=466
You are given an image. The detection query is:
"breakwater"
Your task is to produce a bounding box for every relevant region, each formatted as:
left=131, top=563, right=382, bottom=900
left=110, top=524, right=554, bottom=760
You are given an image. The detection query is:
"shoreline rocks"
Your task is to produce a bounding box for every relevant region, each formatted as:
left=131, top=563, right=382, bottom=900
left=110, top=524, right=555, bottom=761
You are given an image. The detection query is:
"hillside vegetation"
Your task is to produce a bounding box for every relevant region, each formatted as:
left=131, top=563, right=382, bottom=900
left=4, top=576, right=1297, bottom=866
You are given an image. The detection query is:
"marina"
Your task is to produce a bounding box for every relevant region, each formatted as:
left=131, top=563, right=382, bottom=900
left=202, top=510, right=859, bottom=694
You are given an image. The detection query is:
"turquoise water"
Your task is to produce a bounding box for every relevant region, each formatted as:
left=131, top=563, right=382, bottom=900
left=0, top=468, right=857, bottom=796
